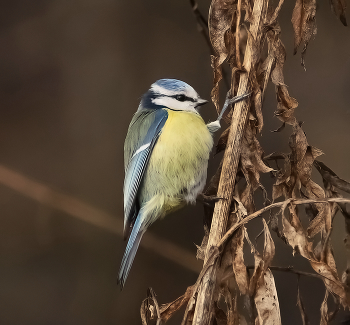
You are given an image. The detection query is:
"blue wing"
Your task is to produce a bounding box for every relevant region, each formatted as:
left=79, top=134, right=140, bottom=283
left=123, top=108, right=168, bottom=239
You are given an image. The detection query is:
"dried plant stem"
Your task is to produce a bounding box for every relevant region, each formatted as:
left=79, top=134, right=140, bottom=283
left=218, top=197, right=350, bottom=249
left=188, top=1, right=267, bottom=324
left=222, top=265, right=331, bottom=282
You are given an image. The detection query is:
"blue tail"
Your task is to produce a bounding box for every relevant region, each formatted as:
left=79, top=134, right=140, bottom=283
left=118, top=217, right=145, bottom=289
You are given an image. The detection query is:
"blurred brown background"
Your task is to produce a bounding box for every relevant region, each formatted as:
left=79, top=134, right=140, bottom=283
left=0, top=0, right=349, bottom=324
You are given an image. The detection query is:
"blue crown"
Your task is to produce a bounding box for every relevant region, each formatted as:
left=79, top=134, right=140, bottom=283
left=153, top=79, right=190, bottom=92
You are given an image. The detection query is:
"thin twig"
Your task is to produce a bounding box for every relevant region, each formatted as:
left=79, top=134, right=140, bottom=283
left=218, top=197, right=350, bottom=249
left=222, top=265, right=329, bottom=282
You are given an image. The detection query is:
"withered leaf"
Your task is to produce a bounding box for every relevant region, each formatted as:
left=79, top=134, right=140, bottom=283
left=209, top=0, right=236, bottom=112
left=245, top=221, right=275, bottom=299
left=232, top=227, right=249, bottom=295
left=314, top=160, right=350, bottom=194
left=291, top=0, right=304, bottom=53
left=329, top=0, right=348, bottom=26
left=240, top=123, right=274, bottom=195
left=140, top=298, right=151, bottom=325
left=291, top=0, right=317, bottom=69
left=160, top=286, right=194, bottom=323
left=211, top=55, right=224, bottom=113
left=262, top=219, right=275, bottom=268
left=274, top=86, right=298, bottom=125
left=320, top=290, right=330, bottom=325
left=214, top=302, right=227, bottom=325
left=244, top=228, right=263, bottom=296
left=252, top=83, right=263, bottom=133
left=290, top=124, right=308, bottom=164
left=282, top=212, right=346, bottom=303
left=254, top=270, right=282, bottom=325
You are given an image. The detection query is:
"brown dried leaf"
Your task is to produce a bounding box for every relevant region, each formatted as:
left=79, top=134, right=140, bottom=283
left=274, top=86, right=298, bottom=125
left=159, top=286, right=195, bottom=323
left=269, top=33, right=286, bottom=86
left=211, top=55, right=224, bottom=113
left=272, top=154, right=291, bottom=202
left=246, top=220, right=275, bottom=298
left=290, top=124, right=308, bottom=164
left=209, top=0, right=235, bottom=112
left=291, top=0, right=304, bottom=53
left=287, top=124, right=330, bottom=237
left=240, top=123, right=274, bottom=193
left=329, top=0, right=348, bottom=26
left=314, top=160, right=350, bottom=194
left=214, top=303, right=227, bottom=325
left=232, top=227, right=249, bottom=295
left=262, top=219, right=275, bottom=267
left=230, top=290, right=240, bottom=325
left=291, top=0, right=317, bottom=69
left=220, top=286, right=239, bottom=325
left=299, top=152, right=330, bottom=238
left=282, top=212, right=346, bottom=303
left=320, top=290, right=329, bottom=325
left=140, top=298, right=151, bottom=325
left=250, top=73, right=264, bottom=133
left=254, top=270, right=282, bottom=325
left=244, top=228, right=263, bottom=296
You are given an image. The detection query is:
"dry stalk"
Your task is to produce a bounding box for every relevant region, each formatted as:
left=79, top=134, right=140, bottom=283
left=187, top=1, right=267, bottom=324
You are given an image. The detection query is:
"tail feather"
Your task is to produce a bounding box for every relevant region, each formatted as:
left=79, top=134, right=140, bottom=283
left=118, top=218, right=145, bottom=289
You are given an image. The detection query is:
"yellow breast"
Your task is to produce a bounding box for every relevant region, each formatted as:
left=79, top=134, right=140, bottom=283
left=139, top=108, right=213, bottom=216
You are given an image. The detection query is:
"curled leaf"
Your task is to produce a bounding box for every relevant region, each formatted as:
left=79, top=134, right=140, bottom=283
left=160, top=286, right=194, bottom=323
left=291, top=0, right=317, bottom=69
left=209, top=0, right=236, bottom=112
left=282, top=211, right=346, bottom=304
left=329, top=0, right=347, bottom=26
left=232, top=226, right=249, bottom=295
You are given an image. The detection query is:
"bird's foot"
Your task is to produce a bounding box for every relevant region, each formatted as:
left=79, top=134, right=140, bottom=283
left=197, top=194, right=226, bottom=207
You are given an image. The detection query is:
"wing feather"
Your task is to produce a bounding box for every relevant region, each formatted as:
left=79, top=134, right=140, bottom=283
left=123, top=109, right=168, bottom=239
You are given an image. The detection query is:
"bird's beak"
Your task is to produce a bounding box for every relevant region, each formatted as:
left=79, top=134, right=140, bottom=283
left=196, top=98, right=208, bottom=107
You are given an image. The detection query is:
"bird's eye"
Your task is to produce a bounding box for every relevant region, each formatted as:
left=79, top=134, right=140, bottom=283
left=175, top=94, right=187, bottom=102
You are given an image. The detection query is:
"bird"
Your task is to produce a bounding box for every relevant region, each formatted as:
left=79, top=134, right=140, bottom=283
left=118, top=79, right=249, bottom=288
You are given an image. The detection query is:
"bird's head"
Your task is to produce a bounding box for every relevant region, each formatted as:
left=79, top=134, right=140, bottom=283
left=139, top=79, right=208, bottom=113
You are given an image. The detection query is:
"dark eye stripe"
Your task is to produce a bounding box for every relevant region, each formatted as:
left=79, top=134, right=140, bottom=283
left=169, top=94, right=195, bottom=102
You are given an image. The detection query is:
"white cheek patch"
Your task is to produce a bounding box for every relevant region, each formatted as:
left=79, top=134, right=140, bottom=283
left=152, top=96, right=198, bottom=113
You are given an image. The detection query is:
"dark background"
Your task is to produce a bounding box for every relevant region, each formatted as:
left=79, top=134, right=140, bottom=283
left=0, top=0, right=349, bottom=324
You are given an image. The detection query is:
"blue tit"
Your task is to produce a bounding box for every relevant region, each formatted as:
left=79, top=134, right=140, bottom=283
left=118, top=79, right=249, bottom=288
